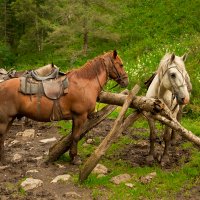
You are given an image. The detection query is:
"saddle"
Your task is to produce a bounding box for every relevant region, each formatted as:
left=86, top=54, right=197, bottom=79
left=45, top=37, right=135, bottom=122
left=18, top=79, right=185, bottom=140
left=19, top=64, right=69, bottom=120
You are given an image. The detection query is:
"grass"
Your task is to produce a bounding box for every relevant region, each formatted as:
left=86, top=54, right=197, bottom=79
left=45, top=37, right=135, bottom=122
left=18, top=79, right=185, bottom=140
left=56, top=108, right=200, bottom=199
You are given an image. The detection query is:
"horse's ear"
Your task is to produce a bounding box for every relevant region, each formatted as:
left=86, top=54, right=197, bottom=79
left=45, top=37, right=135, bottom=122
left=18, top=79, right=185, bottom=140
left=170, top=53, right=175, bottom=63
left=181, top=53, right=188, bottom=62
left=113, top=50, right=117, bottom=59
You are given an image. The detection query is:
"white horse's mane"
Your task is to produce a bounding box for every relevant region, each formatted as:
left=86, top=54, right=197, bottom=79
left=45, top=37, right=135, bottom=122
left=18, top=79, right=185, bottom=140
left=157, top=53, right=186, bottom=76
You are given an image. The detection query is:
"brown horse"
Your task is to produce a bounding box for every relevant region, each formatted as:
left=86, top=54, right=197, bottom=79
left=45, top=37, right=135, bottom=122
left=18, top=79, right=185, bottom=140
left=0, top=50, right=128, bottom=165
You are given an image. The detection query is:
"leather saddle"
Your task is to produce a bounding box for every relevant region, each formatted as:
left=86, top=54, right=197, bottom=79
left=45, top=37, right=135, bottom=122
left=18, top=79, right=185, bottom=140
left=19, top=64, right=68, bottom=100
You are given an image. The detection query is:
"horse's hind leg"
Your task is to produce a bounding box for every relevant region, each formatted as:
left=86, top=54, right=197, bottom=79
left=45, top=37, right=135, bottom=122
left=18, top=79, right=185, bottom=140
left=69, top=114, right=87, bottom=165
left=146, top=118, right=156, bottom=164
left=0, top=122, right=11, bottom=164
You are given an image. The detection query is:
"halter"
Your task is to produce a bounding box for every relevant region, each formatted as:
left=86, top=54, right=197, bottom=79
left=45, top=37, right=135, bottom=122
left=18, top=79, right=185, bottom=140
left=158, top=62, right=188, bottom=111
left=94, top=56, right=127, bottom=92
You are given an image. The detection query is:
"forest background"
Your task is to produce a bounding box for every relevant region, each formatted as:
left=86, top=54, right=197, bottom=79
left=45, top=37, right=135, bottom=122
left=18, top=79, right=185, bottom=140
left=0, top=0, right=200, bottom=108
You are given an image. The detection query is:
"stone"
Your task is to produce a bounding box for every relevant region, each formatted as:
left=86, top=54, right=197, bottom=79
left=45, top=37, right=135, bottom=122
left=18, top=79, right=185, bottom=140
left=26, top=169, right=39, bottom=174
left=0, top=165, right=9, bottom=170
left=51, top=174, right=71, bottom=183
left=21, top=178, right=43, bottom=191
left=33, top=156, right=43, bottom=160
left=125, top=183, right=135, bottom=188
left=86, top=138, right=94, bottom=144
left=92, top=164, right=108, bottom=175
left=17, top=129, right=35, bottom=139
left=63, top=191, right=81, bottom=198
left=8, top=140, right=20, bottom=147
left=140, top=172, right=157, bottom=184
left=110, top=173, right=131, bottom=185
left=39, top=137, right=57, bottom=144
left=12, top=153, right=22, bottom=163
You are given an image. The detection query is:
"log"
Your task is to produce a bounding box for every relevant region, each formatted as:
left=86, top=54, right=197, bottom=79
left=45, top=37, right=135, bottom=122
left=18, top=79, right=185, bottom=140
left=47, top=89, right=130, bottom=162
left=150, top=113, right=200, bottom=146
left=47, top=88, right=169, bottom=162
left=48, top=87, right=200, bottom=163
left=79, top=86, right=141, bottom=182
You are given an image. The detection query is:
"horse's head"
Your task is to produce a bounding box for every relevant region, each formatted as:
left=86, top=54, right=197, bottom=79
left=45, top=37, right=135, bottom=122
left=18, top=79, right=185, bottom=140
left=105, top=50, right=129, bottom=87
left=160, top=53, right=191, bottom=105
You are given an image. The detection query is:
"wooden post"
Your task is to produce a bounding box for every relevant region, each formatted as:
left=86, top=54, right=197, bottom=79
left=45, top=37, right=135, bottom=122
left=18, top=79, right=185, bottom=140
left=79, top=85, right=140, bottom=182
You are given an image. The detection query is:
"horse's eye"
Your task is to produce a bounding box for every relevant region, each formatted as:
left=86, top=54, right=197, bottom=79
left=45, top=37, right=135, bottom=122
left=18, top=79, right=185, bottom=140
left=171, top=73, right=176, bottom=78
left=120, top=64, right=123, bottom=67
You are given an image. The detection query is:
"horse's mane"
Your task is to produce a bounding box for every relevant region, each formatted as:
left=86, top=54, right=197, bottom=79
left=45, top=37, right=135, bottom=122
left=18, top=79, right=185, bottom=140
left=145, top=53, right=192, bottom=92
left=157, top=53, right=186, bottom=75
left=68, top=52, right=112, bottom=79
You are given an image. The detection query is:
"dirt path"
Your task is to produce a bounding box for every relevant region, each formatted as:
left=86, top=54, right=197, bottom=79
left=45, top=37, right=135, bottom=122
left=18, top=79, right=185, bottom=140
left=0, top=119, right=199, bottom=199
left=0, top=121, right=92, bottom=200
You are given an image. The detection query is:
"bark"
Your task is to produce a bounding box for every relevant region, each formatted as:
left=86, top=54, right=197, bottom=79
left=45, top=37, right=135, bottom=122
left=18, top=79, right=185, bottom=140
left=149, top=113, right=200, bottom=146
left=79, top=86, right=141, bottom=182
left=47, top=87, right=200, bottom=164
left=79, top=111, right=141, bottom=182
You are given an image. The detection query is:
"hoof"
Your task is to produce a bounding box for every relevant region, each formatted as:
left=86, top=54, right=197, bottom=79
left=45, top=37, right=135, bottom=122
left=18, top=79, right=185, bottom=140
left=146, top=155, right=155, bottom=165
left=160, top=155, right=170, bottom=167
left=71, top=156, right=82, bottom=165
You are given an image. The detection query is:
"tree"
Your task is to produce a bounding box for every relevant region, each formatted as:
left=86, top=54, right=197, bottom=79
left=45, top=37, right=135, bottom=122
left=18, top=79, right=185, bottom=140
left=47, top=0, right=120, bottom=58
left=11, top=0, right=54, bottom=54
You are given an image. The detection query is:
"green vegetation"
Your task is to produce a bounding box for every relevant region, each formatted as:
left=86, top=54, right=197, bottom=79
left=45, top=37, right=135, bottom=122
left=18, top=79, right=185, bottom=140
left=1, top=0, right=200, bottom=199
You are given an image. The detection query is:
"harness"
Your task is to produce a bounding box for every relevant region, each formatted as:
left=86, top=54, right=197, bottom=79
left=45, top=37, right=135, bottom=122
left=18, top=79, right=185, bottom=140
left=94, top=57, right=128, bottom=92
left=158, top=62, right=189, bottom=113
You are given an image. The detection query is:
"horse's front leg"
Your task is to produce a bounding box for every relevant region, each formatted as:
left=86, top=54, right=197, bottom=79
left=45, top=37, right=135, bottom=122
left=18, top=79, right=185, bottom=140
left=161, top=126, right=172, bottom=166
left=69, top=114, right=87, bottom=165
left=146, top=118, right=156, bottom=165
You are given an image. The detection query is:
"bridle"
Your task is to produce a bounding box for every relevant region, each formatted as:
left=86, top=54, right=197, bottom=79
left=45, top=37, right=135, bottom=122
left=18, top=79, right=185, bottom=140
left=158, top=62, right=189, bottom=111
left=109, top=57, right=128, bottom=83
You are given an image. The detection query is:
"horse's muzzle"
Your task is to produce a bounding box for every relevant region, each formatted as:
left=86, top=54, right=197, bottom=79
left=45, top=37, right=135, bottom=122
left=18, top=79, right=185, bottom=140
left=119, top=77, right=129, bottom=88
left=176, top=96, right=189, bottom=105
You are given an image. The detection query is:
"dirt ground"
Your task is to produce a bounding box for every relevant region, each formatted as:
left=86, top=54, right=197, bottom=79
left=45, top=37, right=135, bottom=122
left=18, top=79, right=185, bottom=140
left=0, top=119, right=199, bottom=200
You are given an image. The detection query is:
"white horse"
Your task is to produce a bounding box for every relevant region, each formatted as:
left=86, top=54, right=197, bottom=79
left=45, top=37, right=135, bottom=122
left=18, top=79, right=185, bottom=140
left=145, top=53, right=192, bottom=166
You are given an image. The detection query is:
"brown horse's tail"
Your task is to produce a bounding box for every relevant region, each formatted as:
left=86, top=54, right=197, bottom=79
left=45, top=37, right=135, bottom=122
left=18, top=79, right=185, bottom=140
left=144, top=72, right=157, bottom=89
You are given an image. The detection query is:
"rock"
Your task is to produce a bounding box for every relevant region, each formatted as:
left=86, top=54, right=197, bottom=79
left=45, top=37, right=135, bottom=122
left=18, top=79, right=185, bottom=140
left=140, top=172, right=157, bottom=184
left=8, top=140, right=20, bottom=147
left=21, top=178, right=43, bottom=191
left=137, top=140, right=149, bottom=147
left=86, top=138, right=94, bottom=144
left=92, top=164, right=108, bottom=175
left=51, top=174, right=71, bottom=183
left=36, top=132, right=42, bottom=136
left=56, top=163, right=66, bottom=169
left=39, top=137, right=57, bottom=144
left=0, top=165, right=9, bottom=170
left=17, top=129, right=35, bottom=139
left=82, top=143, right=89, bottom=147
left=33, top=156, right=43, bottom=161
left=63, top=191, right=81, bottom=198
left=110, top=173, right=131, bottom=185
left=97, top=174, right=106, bottom=178
left=12, top=153, right=22, bottom=163
left=125, top=183, right=135, bottom=188
left=26, top=169, right=39, bottom=174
